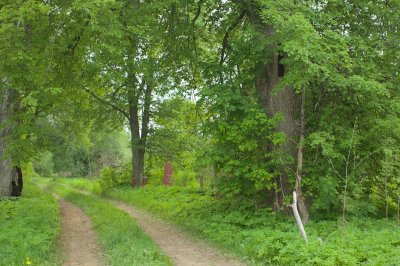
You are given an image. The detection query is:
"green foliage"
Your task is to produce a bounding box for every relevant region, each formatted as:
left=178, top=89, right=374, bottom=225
left=188, top=0, right=400, bottom=218
left=90, top=130, right=131, bottom=175
left=22, top=162, right=39, bottom=180
left=106, top=185, right=400, bottom=265
left=309, top=175, right=340, bottom=219
left=99, top=166, right=130, bottom=192
left=202, top=93, right=285, bottom=197
left=172, top=170, right=199, bottom=189
left=54, top=177, right=102, bottom=195
left=43, top=181, right=172, bottom=266
left=33, top=151, right=54, bottom=177
left=146, top=96, right=204, bottom=188
left=30, top=125, right=131, bottom=178
left=0, top=183, right=61, bottom=266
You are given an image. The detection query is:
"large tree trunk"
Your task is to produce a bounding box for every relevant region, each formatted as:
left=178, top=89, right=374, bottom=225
left=128, top=82, right=152, bottom=188
left=246, top=8, right=298, bottom=208
left=255, top=50, right=297, bottom=204
left=246, top=6, right=308, bottom=219
left=128, top=91, right=143, bottom=187
left=130, top=143, right=144, bottom=187
left=0, top=89, right=20, bottom=197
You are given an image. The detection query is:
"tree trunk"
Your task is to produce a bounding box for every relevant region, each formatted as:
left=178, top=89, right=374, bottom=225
left=255, top=50, right=297, bottom=206
left=130, top=143, right=144, bottom=187
left=256, top=33, right=297, bottom=204
left=0, top=89, right=19, bottom=197
left=246, top=10, right=297, bottom=207
left=128, top=82, right=152, bottom=188
left=291, top=191, right=307, bottom=242
left=295, top=87, right=309, bottom=224
left=128, top=92, right=142, bottom=187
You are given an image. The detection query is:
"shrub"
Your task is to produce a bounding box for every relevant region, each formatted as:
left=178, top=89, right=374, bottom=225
left=99, top=166, right=130, bottom=192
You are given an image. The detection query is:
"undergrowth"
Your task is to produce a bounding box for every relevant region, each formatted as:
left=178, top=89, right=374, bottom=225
left=0, top=183, right=61, bottom=266
left=105, top=185, right=400, bottom=265
left=43, top=177, right=400, bottom=265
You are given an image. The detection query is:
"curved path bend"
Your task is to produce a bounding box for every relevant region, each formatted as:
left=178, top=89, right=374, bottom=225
left=112, top=200, right=246, bottom=266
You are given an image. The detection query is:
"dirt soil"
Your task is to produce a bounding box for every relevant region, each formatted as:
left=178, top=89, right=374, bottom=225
left=57, top=197, right=105, bottom=266
left=113, top=201, right=246, bottom=266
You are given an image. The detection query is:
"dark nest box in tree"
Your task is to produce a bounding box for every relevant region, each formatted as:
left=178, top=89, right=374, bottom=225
left=278, top=54, right=285, bottom=78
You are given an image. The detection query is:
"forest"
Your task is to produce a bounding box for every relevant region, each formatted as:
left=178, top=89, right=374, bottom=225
left=1, top=0, right=400, bottom=265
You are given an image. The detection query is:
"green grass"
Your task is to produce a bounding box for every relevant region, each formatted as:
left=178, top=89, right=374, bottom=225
left=0, top=183, right=61, bottom=266
left=50, top=177, right=102, bottom=194
left=41, top=180, right=172, bottom=266
left=105, top=185, right=400, bottom=265
left=45, top=177, right=400, bottom=265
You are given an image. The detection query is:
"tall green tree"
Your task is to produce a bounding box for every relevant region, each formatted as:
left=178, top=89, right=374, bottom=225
left=0, top=1, right=53, bottom=196
left=76, top=0, right=198, bottom=186
left=190, top=0, right=400, bottom=221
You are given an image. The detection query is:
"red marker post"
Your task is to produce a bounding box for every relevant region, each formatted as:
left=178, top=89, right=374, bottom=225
left=162, top=161, right=173, bottom=186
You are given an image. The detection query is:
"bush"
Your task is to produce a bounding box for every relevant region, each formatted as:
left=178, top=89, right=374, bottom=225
left=33, top=152, right=54, bottom=177
left=99, top=166, right=130, bottom=192
left=172, top=170, right=199, bottom=188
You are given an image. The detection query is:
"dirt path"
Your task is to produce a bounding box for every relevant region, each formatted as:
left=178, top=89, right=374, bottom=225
left=56, top=196, right=105, bottom=266
left=112, top=200, right=246, bottom=266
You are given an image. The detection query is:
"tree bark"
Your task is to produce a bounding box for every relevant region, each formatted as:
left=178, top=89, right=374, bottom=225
left=128, top=82, right=152, bottom=187
left=128, top=88, right=142, bottom=187
left=256, top=50, right=297, bottom=206
left=0, top=88, right=19, bottom=197
left=295, top=87, right=308, bottom=224
left=245, top=8, right=297, bottom=207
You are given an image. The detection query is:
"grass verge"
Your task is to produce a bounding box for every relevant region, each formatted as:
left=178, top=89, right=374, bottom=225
left=45, top=177, right=400, bottom=265
left=0, top=183, right=61, bottom=266
left=40, top=180, right=172, bottom=266
left=105, top=185, right=400, bottom=265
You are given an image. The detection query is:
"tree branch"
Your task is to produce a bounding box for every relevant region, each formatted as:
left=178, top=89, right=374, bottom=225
left=106, top=82, right=126, bottom=99
left=83, top=87, right=130, bottom=120
left=219, top=10, right=246, bottom=65
left=291, top=191, right=308, bottom=242
left=192, top=0, right=205, bottom=25
left=65, top=15, right=91, bottom=56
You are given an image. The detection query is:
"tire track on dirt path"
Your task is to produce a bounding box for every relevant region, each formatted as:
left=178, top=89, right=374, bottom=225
left=111, top=200, right=246, bottom=266
left=55, top=195, right=106, bottom=266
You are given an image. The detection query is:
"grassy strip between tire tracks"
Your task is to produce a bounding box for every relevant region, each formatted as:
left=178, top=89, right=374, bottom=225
left=39, top=180, right=172, bottom=266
